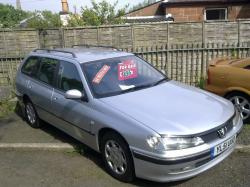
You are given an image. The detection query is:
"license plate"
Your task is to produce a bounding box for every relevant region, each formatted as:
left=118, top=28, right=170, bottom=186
left=212, top=135, right=236, bottom=157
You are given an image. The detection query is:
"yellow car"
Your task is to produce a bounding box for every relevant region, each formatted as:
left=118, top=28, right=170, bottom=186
left=205, top=57, right=250, bottom=123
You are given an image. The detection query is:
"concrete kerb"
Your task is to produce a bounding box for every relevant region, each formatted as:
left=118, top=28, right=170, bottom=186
left=0, top=143, right=249, bottom=153
left=0, top=143, right=75, bottom=151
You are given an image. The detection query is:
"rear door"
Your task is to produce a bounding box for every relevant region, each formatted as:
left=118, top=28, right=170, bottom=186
left=28, top=57, right=59, bottom=121
left=50, top=60, right=93, bottom=137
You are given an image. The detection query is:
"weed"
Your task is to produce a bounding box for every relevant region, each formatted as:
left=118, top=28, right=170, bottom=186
left=0, top=99, right=16, bottom=118
left=196, top=76, right=206, bottom=89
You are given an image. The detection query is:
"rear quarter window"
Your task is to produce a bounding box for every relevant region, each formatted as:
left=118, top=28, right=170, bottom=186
left=21, top=56, right=40, bottom=77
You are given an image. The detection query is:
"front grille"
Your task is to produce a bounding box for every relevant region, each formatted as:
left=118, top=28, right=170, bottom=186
left=195, top=157, right=211, bottom=168
left=201, top=116, right=234, bottom=143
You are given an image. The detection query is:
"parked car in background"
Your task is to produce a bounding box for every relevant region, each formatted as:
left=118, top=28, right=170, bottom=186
left=16, top=47, right=243, bottom=183
left=205, top=57, right=250, bottom=123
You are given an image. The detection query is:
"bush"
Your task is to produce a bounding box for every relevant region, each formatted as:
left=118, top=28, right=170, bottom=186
left=197, top=76, right=206, bottom=89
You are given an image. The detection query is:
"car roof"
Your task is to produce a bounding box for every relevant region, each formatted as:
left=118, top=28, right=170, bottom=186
left=30, top=47, right=133, bottom=63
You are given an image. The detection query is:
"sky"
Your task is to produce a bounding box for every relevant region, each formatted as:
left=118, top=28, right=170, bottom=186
left=0, top=0, right=144, bottom=13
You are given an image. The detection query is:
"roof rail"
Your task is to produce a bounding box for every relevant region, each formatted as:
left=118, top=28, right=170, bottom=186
left=33, top=49, right=76, bottom=58
left=72, top=44, right=120, bottom=51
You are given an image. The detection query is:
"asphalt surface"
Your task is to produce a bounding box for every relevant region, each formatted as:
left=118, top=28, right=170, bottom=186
left=0, top=112, right=79, bottom=144
left=0, top=150, right=249, bottom=187
left=0, top=112, right=249, bottom=145
left=0, top=112, right=250, bottom=187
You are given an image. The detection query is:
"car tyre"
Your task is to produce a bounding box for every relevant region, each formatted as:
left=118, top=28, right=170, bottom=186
left=226, top=92, right=250, bottom=124
left=100, top=131, right=134, bottom=182
left=24, top=100, right=41, bottom=128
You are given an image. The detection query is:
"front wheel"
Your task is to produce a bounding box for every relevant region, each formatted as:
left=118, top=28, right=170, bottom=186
left=226, top=93, right=250, bottom=124
left=100, top=132, right=134, bottom=182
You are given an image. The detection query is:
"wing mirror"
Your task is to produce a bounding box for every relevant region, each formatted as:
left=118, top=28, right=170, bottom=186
left=65, top=89, right=83, bottom=100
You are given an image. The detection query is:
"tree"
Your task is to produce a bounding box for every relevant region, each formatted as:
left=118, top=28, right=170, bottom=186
left=25, top=11, right=62, bottom=29
left=81, top=0, right=128, bottom=26
left=67, top=13, right=85, bottom=27
left=0, top=4, right=61, bottom=29
left=0, top=3, right=28, bottom=28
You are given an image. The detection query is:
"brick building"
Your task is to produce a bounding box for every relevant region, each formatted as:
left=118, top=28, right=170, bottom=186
left=125, top=0, right=250, bottom=23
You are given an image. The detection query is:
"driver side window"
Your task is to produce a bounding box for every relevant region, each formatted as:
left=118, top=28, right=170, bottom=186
left=57, top=61, right=84, bottom=92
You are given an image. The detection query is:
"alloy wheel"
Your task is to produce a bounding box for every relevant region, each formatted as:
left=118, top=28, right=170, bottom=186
left=230, top=96, right=250, bottom=120
left=104, top=140, right=127, bottom=175
left=26, top=103, right=36, bottom=125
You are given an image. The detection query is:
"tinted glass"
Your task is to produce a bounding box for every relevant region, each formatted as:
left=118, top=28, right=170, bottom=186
left=57, top=61, right=83, bottom=92
left=21, top=57, right=40, bottom=77
left=82, top=55, right=167, bottom=98
left=37, top=58, right=58, bottom=86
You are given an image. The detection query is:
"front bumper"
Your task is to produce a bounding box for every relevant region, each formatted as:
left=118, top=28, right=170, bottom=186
left=131, top=119, right=243, bottom=182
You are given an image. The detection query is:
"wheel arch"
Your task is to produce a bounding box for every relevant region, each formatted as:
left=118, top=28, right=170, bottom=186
left=98, top=127, right=130, bottom=152
left=224, top=88, right=250, bottom=98
left=23, top=94, right=31, bottom=104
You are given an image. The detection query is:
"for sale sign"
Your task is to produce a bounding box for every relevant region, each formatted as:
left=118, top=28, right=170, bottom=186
left=118, top=60, right=138, bottom=81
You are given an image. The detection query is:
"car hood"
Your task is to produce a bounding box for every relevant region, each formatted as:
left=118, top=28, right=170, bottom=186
left=99, top=81, right=235, bottom=136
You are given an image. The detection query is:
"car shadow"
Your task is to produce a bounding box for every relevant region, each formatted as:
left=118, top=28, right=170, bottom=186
left=13, top=102, right=188, bottom=186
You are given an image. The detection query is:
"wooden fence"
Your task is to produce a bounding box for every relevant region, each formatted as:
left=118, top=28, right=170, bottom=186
left=0, top=42, right=250, bottom=86
left=1, top=20, right=250, bottom=57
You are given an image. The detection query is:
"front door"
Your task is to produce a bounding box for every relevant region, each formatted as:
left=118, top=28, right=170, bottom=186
left=51, top=60, right=94, bottom=138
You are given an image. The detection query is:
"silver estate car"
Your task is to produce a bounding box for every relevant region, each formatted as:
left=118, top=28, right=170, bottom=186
left=15, top=47, right=243, bottom=183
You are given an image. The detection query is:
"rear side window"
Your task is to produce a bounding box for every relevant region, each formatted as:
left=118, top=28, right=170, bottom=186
left=21, top=57, right=40, bottom=77
left=57, top=61, right=83, bottom=92
left=244, top=65, right=250, bottom=70
left=37, top=58, right=58, bottom=86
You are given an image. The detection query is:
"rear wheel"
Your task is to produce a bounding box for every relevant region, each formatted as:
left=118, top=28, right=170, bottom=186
left=226, top=93, right=250, bottom=124
left=100, top=131, right=134, bottom=182
left=24, top=100, right=41, bottom=128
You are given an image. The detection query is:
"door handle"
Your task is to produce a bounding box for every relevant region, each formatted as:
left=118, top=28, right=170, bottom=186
left=53, top=97, right=58, bottom=100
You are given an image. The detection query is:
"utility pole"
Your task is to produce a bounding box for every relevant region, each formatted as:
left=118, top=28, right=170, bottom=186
left=16, top=0, right=22, bottom=10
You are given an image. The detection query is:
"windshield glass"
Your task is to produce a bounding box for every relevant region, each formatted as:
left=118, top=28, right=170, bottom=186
left=81, top=55, right=168, bottom=98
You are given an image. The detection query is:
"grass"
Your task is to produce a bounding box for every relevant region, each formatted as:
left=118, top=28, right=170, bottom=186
left=0, top=99, right=16, bottom=118
left=196, top=76, right=206, bottom=89
left=243, top=124, right=250, bottom=132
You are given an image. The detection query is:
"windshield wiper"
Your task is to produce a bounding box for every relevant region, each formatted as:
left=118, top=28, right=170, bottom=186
left=118, top=78, right=169, bottom=95
left=152, top=77, right=169, bottom=86
left=120, top=84, right=153, bottom=94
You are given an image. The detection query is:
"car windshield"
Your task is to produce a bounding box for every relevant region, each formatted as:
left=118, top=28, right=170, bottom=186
left=81, top=55, right=168, bottom=98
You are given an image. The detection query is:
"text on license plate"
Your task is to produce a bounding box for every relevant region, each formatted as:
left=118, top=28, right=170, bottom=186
left=212, top=135, right=236, bottom=157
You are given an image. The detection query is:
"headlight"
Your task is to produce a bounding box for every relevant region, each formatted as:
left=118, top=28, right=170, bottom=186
left=146, top=136, right=204, bottom=151
left=233, top=109, right=241, bottom=126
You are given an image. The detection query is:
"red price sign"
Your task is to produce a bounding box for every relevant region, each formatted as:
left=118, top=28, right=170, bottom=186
left=92, top=65, right=110, bottom=84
